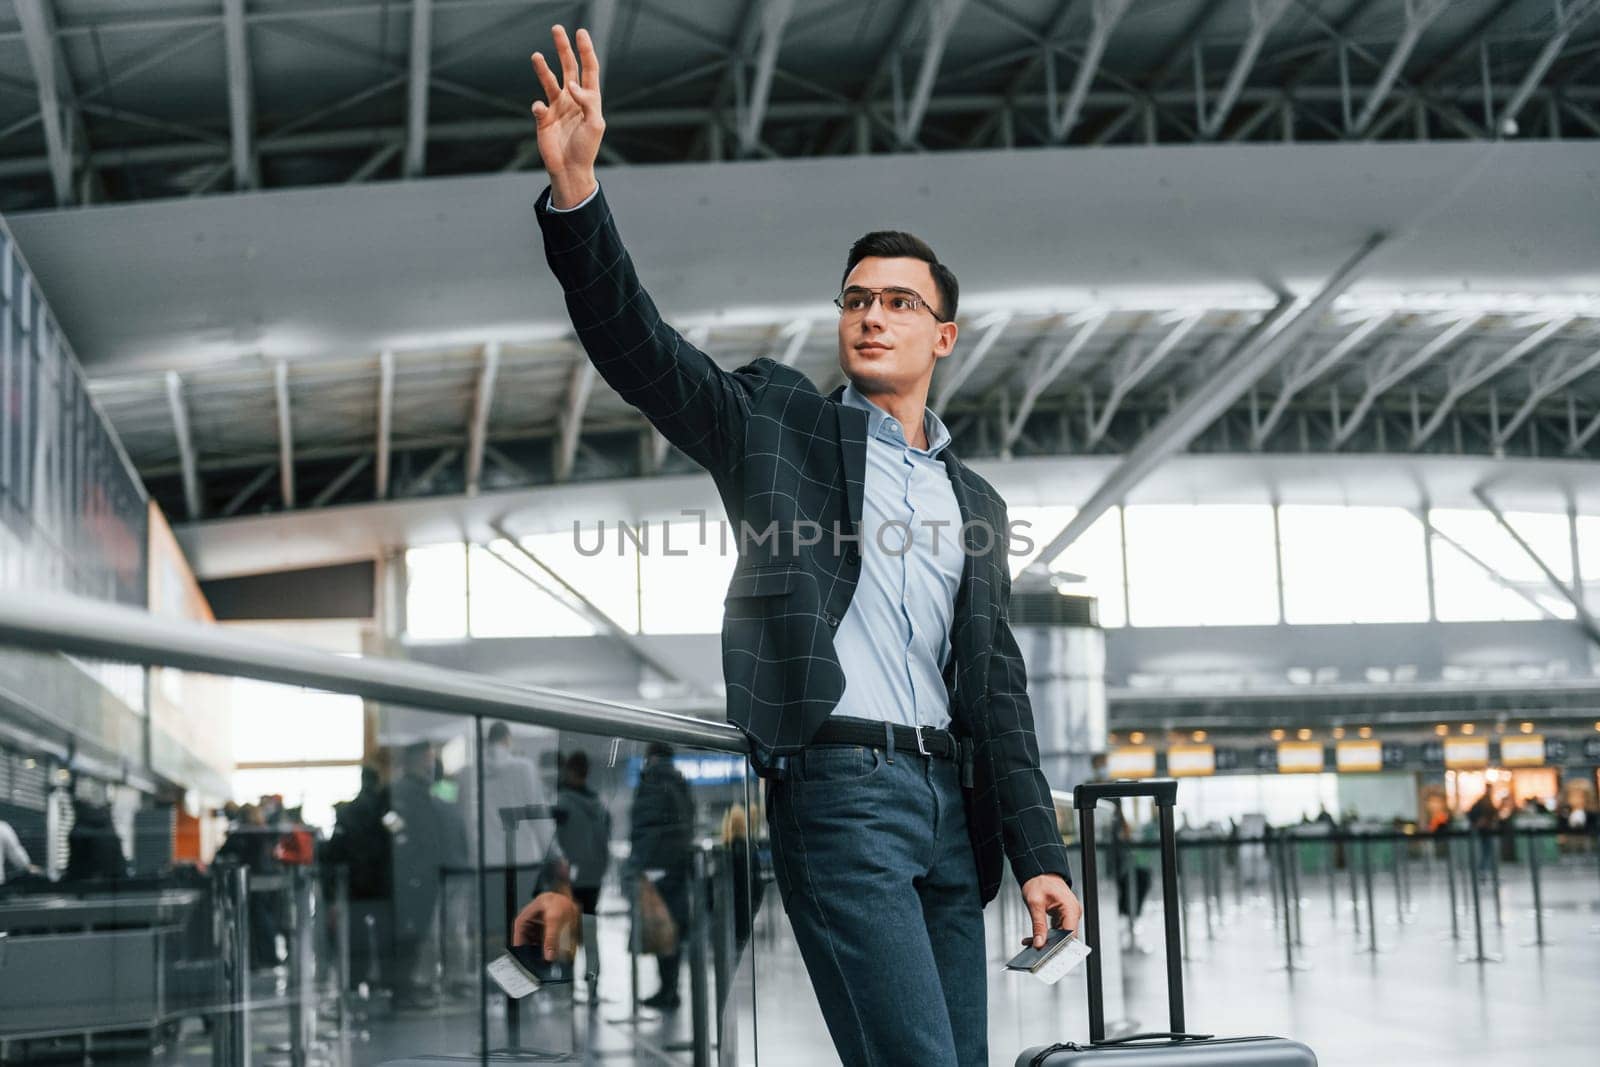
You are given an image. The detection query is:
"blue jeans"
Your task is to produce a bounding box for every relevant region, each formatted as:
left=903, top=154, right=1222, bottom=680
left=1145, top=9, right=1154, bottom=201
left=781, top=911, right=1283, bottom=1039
left=765, top=744, right=987, bottom=1067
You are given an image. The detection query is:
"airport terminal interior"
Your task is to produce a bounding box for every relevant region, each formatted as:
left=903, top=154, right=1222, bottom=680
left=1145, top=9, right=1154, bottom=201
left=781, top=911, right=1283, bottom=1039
left=1, top=0, right=1599, bottom=1064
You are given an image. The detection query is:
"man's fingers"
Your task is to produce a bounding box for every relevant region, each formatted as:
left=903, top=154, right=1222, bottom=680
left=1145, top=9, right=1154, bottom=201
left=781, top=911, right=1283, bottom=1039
left=543, top=917, right=561, bottom=961
left=1030, top=906, right=1049, bottom=949
left=577, top=28, right=601, bottom=93
left=553, top=25, right=581, bottom=90
left=531, top=52, right=561, bottom=104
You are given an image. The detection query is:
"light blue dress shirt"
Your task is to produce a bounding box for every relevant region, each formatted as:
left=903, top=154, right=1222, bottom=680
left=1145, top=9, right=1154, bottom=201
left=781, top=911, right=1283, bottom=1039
left=831, top=383, right=964, bottom=732
left=547, top=184, right=965, bottom=731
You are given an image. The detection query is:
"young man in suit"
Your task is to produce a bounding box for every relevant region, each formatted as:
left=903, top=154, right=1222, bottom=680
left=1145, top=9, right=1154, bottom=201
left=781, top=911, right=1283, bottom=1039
left=528, top=26, right=1081, bottom=1066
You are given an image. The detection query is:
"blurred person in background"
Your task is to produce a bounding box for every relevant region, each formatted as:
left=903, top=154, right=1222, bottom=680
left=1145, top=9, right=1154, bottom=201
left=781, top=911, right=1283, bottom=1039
left=216, top=803, right=280, bottom=967
left=322, top=766, right=394, bottom=988
left=0, top=817, right=40, bottom=884
left=629, top=741, right=694, bottom=1012
left=390, top=740, right=463, bottom=1009
left=555, top=749, right=610, bottom=1000
left=1468, top=786, right=1499, bottom=873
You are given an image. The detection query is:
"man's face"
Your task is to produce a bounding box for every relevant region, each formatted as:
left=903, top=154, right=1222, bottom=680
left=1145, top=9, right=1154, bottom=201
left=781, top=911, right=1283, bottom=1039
left=837, top=256, right=959, bottom=398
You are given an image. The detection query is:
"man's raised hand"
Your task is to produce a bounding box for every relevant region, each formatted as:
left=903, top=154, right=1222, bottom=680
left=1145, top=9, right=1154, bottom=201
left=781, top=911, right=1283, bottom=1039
left=531, top=25, right=603, bottom=208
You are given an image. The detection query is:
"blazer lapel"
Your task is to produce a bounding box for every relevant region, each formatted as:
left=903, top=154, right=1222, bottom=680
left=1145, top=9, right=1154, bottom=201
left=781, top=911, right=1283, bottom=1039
left=941, top=452, right=992, bottom=623
left=830, top=385, right=869, bottom=537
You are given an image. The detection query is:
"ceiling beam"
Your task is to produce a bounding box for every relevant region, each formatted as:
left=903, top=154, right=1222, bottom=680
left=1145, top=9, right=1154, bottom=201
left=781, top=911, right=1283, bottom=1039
left=898, top=0, right=968, bottom=148
left=15, top=0, right=76, bottom=204
left=1250, top=311, right=1388, bottom=447
left=222, top=0, right=257, bottom=189
left=1000, top=310, right=1106, bottom=457
left=7, top=81, right=1600, bottom=181
left=1500, top=343, right=1600, bottom=446
left=1048, top=0, right=1131, bottom=142
left=1350, top=0, right=1449, bottom=136
left=486, top=521, right=707, bottom=693
left=1330, top=314, right=1481, bottom=448
left=1411, top=316, right=1571, bottom=446
left=1028, top=233, right=1386, bottom=571
left=1474, top=484, right=1600, bottom=645
left=776, top=318, right=812, bottom=365
left=376, top=349, right=395, bottom=499
left=586, top=0, right=617, bottom=83
left=220, top=464, right=276, bottom=518
left=738, top=0, right=795, bottom=157
left=164, top=371, right=204, bottom=520
left=1200, top=0, right=1293, bottom=140
left=402, top=448, right=458, bottom=496
left=1085, top=310, right=1204, bottom=447
left=274, top=360, right=296, bottom=508
left=933, top=312, right=1011, bottom=412
left=464, top=341, right=500, bottom=495
left=310, top=453, right=373, bottom=508
left=1497, top=0, right=1600, bottom=136
left=404, top=0, right=433, bottom=177
left=555, top=359, right=598, bottom=483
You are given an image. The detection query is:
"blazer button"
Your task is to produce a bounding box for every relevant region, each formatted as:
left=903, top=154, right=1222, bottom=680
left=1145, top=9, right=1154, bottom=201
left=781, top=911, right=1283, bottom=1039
left=824, top=612, right=839, bottom=628
left=845, top=547, right=860, bottom=565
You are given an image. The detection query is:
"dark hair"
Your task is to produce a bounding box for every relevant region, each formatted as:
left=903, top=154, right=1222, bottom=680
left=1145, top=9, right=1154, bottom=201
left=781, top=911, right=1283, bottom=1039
left=646, top=740, right=674, bottom=760
left=487, top=721, right=511, bottom=745
left=841, top=231, right=959, bottom=322
left=565, top=750, right=589, bottom=779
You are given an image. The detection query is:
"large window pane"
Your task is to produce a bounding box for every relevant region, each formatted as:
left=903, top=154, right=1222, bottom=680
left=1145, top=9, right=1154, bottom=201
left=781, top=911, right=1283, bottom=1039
left=524, top=523, right=641, bottom=632
left=1123, top=505, right=1277, bottom=627
left=1279, top=506, right=1429, bottom=624
left=405, top=542, right=468, bottom=639
left=1574, top=515, right=1600, bottom=602
left=468, top=542, right=596, bottom=638
left=1008, top=506, right=1125, bottom=627
left=232, top=679, right=363, bottom=764
left=639, top=518, right=738, bottom=634
left=1430, top=508, right=1573, bottom=622
left=231, top=764, right=363, bottom=833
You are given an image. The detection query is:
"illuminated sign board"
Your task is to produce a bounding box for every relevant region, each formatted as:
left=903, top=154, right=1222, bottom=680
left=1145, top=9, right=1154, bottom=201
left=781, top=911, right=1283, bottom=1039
left=1108, top=746, right=1157, bottom=779
left=1336, top=740, right=1383, bottom=772
left=1277, top=742, right=1325, bottom=773
left=1443, top=737, right=1490, bottom=769
left=1166, top=744, right=1216, bottom=777
left=1500, top=735, right=1545, bottom=767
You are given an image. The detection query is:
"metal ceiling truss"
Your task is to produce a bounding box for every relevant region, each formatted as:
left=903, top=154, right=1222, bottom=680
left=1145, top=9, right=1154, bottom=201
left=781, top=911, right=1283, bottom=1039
left=83, top=296, right=1600, bottom=522
left=3, top=0, right=1596, bottom=207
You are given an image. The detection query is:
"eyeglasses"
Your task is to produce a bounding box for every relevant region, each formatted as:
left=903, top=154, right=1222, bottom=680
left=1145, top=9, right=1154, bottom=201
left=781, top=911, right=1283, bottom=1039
left=834, top=286, right=946, bottom=322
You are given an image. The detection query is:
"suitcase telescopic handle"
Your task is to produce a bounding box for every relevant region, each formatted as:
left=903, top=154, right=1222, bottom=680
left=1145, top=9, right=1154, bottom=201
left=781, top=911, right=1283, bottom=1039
left=1075, top=778, right=1185, bottom=1044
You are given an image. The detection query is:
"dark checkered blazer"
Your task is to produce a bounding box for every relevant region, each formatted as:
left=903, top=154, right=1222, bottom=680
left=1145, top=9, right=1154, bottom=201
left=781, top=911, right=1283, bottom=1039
left=535, top=184, right=1071, bottom=901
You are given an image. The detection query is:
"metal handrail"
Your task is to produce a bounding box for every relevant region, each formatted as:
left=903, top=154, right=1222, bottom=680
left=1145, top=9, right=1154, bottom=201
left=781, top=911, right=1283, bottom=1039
left=0, top=592, right=746, bottom=754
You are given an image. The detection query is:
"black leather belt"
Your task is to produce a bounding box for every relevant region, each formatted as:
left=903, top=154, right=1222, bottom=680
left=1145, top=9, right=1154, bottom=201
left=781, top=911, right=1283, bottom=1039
left=811, top=715, right=959, bottom=761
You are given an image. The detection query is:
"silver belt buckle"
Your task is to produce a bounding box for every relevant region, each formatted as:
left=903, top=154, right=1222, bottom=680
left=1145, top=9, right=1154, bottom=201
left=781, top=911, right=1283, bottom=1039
left=914, top=723, right=932, bottom=757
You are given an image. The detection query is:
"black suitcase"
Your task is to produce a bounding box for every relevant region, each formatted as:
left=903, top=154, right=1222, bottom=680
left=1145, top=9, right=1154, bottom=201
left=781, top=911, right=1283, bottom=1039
left=1017, top=779, right=1317, bottom=1066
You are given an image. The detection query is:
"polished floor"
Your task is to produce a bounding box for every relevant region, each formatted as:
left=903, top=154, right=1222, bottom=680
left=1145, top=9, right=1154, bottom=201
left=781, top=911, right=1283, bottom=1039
left=171, top=848, right=1600, bottom=1066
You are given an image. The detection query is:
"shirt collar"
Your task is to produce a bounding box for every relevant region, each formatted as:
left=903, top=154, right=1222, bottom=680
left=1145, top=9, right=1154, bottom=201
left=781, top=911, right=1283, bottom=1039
left=841, top=381, right=951, bottom=457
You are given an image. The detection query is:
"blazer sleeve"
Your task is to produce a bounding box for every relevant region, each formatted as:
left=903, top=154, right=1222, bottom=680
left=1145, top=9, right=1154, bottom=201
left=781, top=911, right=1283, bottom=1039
left=985, top=521, right=1075, bottom=889
left=534, top=182, right=771, bottom=479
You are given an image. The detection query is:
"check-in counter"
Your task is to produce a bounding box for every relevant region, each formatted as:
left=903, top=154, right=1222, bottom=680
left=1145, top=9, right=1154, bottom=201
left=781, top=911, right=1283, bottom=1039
left=0, top=889, right=213, bottom=1044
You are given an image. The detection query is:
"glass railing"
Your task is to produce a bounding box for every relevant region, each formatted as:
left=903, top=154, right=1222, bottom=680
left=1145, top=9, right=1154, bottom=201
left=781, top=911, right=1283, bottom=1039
left=0, top=593, right=773, bottom=1066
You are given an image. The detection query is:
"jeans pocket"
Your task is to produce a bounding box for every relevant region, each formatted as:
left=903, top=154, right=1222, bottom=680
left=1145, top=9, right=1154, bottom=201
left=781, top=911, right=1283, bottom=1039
left=795, top=744, right=881, bottom=785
